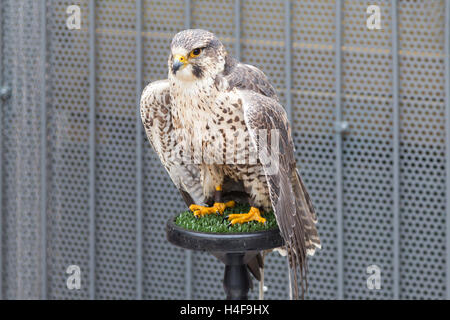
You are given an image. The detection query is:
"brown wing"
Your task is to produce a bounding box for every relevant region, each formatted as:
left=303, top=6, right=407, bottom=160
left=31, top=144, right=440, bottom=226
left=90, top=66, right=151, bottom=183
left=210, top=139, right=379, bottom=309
left=239, top=89, right=321, bottom=299
left=223, top=55, right=279, bottom=101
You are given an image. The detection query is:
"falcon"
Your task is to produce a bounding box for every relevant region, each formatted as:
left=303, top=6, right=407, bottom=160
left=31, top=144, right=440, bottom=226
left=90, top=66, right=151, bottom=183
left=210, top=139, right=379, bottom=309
left=140, top=29, right=321, bottom=298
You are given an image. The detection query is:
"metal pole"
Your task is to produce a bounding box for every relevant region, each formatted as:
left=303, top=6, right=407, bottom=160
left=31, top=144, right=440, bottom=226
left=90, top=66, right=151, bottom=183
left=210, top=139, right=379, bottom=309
left=334, top=0, right=344, bottom=300
left=39, top=0, right=48, bottom=300
left=88, top=0, right=96, bottom=300
left=391, top=0, right=400, bottom=300
left=184, top=0, right=192, bottom=300
left=444, top=0, right=450, bottom=300
left=235, top=0, right=241, bottom=61
left=185, top=0, right=191, bottom=31
left=284, top=11, right=295, bottom=302
left=135, top=0, right=143, bottom=300
left=284, top=0, right=292, bottom=122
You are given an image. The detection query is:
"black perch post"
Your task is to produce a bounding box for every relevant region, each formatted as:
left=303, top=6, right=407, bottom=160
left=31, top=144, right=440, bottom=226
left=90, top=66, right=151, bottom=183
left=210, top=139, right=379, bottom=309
left=166, top=218, right=284, bottom=300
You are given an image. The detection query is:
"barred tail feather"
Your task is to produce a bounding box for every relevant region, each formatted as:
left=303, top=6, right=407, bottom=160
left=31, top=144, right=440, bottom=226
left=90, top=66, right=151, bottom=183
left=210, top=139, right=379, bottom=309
left=282, top=168, right=321, bottom=300
left=292, top=170, right=321, bottom=255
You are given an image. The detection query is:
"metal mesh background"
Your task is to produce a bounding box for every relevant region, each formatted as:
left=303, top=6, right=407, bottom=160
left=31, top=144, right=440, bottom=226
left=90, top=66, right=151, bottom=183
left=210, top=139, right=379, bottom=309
left=1, top=0, right=450, bottom=300
left=1, top=0, right=45, bottom=299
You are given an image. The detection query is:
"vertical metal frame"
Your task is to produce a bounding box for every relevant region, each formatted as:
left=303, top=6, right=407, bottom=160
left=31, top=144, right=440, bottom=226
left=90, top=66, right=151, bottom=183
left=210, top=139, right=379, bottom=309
left=135, top=0, right=143, bottom=300
left=334, top=0, right=344, bottom=300
left=0, top=0, right=4, bottom=301
left=39, top=0, right=48, bottom=300
left=88, top=0, right=97, bottom=300
left=284, top=0, right=292, bottom=122
left=185, top=0, right=191, bottom=29
left=445, top=0, right=450, bottom=300
left=235, top=0, right=241, bottom=61
left=184, top=0, right=192, bottom=300
left=391, top=0, right=400, bottom=300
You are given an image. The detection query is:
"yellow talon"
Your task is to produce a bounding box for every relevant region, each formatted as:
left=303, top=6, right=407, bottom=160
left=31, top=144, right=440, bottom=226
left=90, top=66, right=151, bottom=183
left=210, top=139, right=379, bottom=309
left=189, top=201, right=235, bottom=217
left=227, top=207, right=266, bottom=225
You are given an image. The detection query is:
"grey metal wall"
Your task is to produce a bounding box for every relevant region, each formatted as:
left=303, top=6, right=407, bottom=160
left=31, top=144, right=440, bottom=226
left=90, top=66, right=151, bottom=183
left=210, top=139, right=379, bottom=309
left=0, top=0, right=449, bottom=300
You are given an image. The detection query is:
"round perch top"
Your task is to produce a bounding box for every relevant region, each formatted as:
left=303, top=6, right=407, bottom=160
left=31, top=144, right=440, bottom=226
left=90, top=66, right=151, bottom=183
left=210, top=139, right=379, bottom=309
left=166, top=217, right=284, bottom=252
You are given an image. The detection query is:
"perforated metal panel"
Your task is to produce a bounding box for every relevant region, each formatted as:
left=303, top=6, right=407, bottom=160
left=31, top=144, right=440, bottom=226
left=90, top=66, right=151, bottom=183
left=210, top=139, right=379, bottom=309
left=291, top=0, right=338, bottom=299
left=341, top=0, right=395, bottom=300
left=1, top=0, right=45, bottom=299
left=1, top=0, right=450, bottom=300
left=398, top=0, right=447, bottom=299
left=46, top=0, right=92, bottom=300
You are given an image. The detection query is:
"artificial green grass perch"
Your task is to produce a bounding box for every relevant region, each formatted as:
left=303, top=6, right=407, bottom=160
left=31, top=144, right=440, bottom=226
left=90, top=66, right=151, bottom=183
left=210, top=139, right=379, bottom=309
left=175, top=203, right=278, bottom=233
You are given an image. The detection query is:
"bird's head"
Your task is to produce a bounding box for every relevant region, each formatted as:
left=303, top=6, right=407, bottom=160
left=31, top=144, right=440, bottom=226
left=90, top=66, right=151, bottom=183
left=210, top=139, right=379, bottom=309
left=168, top=29, right=226, bottom=82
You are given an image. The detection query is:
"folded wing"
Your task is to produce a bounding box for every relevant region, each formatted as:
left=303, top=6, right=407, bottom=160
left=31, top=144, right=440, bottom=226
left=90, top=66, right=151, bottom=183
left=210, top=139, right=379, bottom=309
left=238, top=89, right=321, bottom=298
left=140, top=80, right=204, bottom=206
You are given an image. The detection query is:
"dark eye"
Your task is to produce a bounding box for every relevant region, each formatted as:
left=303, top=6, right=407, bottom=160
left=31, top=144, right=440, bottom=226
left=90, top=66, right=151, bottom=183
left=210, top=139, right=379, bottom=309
left=190, top=48, right=202, bottom=58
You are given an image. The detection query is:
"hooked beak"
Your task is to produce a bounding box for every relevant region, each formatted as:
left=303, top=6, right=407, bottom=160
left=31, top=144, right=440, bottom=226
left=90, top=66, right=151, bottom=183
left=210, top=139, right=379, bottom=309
left=172, top=54, right=187, bottom=74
